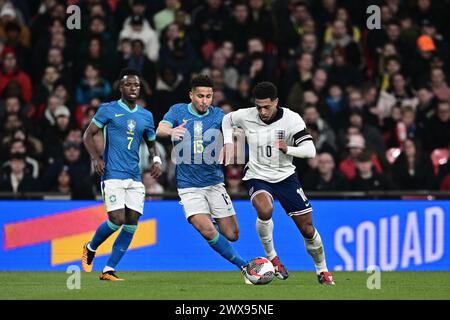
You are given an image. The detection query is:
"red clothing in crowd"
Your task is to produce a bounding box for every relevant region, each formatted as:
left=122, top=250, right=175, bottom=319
left=339, top=153, right=383, bottom=180
left=0, top=68, right=33, bottom=103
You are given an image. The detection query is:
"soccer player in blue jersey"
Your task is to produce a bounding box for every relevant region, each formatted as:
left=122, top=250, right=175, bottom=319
left=156, top=75, right=252, bottom=282
left=81, top=68, right=162, bottom=281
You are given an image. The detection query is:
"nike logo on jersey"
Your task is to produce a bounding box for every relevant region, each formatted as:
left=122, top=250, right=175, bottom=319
left=115, top=113, right=125, bottom=117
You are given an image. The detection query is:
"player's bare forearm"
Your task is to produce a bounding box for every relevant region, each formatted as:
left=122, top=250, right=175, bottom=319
left=83, top=122, right=105, bottom=175
left=156, top=122, right=173, bottom=138
left=145, top=139, right=162, bottom=179
left=157, top=122, right=186, bottom=141
left=145, top=140, right=159, bottom=159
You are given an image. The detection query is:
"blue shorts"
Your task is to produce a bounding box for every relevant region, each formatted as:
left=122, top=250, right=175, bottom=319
left=245, top=174, right=313, bottom=216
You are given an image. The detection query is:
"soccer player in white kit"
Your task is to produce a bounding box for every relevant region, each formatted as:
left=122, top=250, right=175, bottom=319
left=221, top=82, right=335, bottom=285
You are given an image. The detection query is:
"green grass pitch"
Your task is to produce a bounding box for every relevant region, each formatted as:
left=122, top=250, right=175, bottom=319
left=1, top=271, right=449, bottom=300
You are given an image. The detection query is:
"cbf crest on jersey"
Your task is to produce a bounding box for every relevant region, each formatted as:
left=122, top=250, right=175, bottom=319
left=127, top=119, right=136, bottom=134
left=194, top=121, right=203, bottom=138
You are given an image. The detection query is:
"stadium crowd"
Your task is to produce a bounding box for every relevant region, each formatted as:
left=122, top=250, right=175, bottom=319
left=0, top=0, right=450, bottom=199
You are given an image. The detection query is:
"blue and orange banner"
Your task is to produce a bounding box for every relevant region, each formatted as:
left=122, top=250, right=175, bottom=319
left=0, top=200, right=450, bottom=271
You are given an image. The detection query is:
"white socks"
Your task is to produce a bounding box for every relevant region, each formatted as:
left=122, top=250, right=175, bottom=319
left=256, top=218, right=277, bottom=260
left=102, top=266, right=115, bottom=273
left=304, top=228, right=328, bottom=274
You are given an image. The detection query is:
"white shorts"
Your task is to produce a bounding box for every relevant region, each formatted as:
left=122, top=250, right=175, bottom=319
left=178, top=183, right=236, bottom=220
left=101, top=179, right=145, bottom=214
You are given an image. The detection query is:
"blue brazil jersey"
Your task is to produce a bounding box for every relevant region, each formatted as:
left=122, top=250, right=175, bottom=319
left=92, top=99, right=156, bottom=182
left=161, top=103, right=224, bottom=188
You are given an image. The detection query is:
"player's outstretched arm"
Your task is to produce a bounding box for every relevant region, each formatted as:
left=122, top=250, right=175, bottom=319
left=156, top=122, right=186, bottom=141
left=83, top=122, right=105, bottom=176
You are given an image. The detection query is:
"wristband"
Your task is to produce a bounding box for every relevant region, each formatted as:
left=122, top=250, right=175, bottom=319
left=153, top=156, right=162, bottom=164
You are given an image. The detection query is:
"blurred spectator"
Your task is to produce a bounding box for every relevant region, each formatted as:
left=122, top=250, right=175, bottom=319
left=2, top=139, right=39, bottom=179
left=218, top=100, right=233, bottom=114
left=343, top=108, right=386, bottom=155
left=41, top=140, right=90, bottom=191
left=159, top=22, right=198, bottom=76
left=303, top=152, right=349, bottom=191
left=44, top=105, right=73, bottom=163
left=151, top=66, right=188, bottom=123
left=0, top=47, right=32, bottom=103
left=153, top=0, right=182, bottom=34
left=119, top=14, right=159, bottom=62
left=278, top=1, right=311, bottom=58
left=308, top=123, right=337, bottom=160
left=415, top=84, right=437, bottom=127
left=117, top=37, right=132, bottom=62
left=385, top=106, right=423, bottom=148
left=78, top=35, right=115, bottom=83
left=376, top=73, right=418, bottom=122
left=52, top=166, right=71, bottom=194
left=32, top=64, right=60, bottom=107
left=75, top=63, right=112, bottom=105
left=326, top=46, right=363, bottom=89
left=302, top=104, right=337, bottom=151
left=430, top=67, right=450, bottom=102
left=1, top=126, right=43, bottom=161
left=423, top=100, right=450, bottom=151
left=350, top=150, right=395, bottom=191
left=323, top=7, right=361, bottom=44
left=0, top=95, right=32, bottom=129
left=223, top=2, right=253, bottom=56
left=338, top=134, right=383, bottom=180
left=202, top=49, right=239, bottom=90
left=325, top=84, right=344, bottom=123
left=1, top=20, right=31, bottom=72
left=0, top=153, right=39, bottom=193
left=284, top=52, right=314, bottom=107
left=191, top=0, right=229, bottom=49
left=248, top=0, right=277, bottom=45
left=209, top=68, right=235, bottom=106
left=239, top=37, right=277, bottom=84
left=321, top=19, right=362, bottom=69
left=121, top=38, right=157, bottom=97
left=230, top=75, right=252, bottom=108
left=0, top=4, right=29, bottom=47
left=392, top=138, right=435, bottom=190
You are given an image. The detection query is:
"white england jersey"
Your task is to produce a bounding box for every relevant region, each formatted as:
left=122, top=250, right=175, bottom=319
left=230, top=107, right=313, bottom=183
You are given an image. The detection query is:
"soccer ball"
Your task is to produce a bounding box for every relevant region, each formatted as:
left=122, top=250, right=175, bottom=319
left=244, top=257, right=275, bottom=285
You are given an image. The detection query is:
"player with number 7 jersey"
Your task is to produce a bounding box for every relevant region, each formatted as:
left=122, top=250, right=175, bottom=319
left=81, top=68, right=162, bottom=281
left=222, top=82, right=335, bottom=285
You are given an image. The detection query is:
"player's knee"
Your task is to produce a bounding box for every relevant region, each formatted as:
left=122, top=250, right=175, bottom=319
left=224, top=229, right=239, bottom=242
left=257, top=206, right=273, bottom=220
left=300, top=223, right=315, bottom=239
left=202, top=228, right=218, bottom=241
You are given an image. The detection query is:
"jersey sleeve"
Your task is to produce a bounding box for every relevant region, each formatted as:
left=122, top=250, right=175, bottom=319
left=144, top=112, right=156, bottom=141
left=160, top=105, right=179, bottom=128
left=229, top=108, right=248, bottom=128
left=290, top=113, right=313, bottom=146
left=92, top=104, right=111, bottom=129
